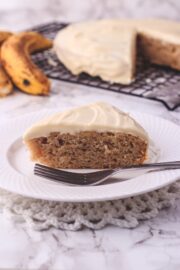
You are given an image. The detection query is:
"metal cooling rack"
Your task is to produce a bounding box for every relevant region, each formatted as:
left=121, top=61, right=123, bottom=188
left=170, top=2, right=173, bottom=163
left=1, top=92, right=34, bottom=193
left=31, top=22, right=180, bottom=111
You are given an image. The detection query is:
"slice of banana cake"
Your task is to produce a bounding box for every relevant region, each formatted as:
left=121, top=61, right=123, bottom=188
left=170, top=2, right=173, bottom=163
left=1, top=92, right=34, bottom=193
left=23, top=102, right=149, bottom=169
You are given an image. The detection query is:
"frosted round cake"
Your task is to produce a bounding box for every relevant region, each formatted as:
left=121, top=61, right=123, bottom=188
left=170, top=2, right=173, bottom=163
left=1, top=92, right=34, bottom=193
left=54, top=19, right=180, bottom=85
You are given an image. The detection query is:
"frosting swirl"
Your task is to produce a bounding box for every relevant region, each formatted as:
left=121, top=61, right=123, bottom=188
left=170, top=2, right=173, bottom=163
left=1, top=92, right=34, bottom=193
left=23, top=102, right=149, bottom=142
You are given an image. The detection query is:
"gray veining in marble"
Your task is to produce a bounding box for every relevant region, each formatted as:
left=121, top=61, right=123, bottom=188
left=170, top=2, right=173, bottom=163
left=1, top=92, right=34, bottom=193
left=1, top=199, right=180, bottom=270
left=1, top=0, right=180, bottom=31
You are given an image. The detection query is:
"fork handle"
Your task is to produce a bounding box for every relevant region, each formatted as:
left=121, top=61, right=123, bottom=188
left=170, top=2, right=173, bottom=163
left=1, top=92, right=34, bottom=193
left=115, top=161, right=180, bottom=170
left=112, top=161, right=180, bottom=180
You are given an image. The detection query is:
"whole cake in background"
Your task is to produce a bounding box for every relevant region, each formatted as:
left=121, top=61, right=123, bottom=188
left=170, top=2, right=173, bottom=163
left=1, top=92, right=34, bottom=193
left=23, top=102, right=149, bottom=169
left=54, top=19, right=180, bottom=85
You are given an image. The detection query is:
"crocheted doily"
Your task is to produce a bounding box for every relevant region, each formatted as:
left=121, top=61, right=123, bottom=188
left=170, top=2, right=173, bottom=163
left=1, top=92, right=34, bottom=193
left=0, top=181, right=180, bottom=231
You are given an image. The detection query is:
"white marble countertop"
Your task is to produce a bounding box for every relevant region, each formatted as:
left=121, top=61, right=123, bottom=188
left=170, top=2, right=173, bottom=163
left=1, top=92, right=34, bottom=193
left=1, top=80, right=180, bottom=270
left=1, top=2, right=180, bottom=269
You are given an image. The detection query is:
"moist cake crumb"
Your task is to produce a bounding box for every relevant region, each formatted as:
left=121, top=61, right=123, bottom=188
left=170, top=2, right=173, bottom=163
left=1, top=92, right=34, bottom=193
left=26, top=131, right=147, bottom=169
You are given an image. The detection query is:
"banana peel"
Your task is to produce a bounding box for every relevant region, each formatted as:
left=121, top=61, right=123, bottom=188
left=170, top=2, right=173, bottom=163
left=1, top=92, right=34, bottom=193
left=0, top=31, right=13, bottom=97
left=1, top=31, right=52, bottom=95
left=0, top=31, right=12, bottom=45
left=0, top=65, right=13, bottom=97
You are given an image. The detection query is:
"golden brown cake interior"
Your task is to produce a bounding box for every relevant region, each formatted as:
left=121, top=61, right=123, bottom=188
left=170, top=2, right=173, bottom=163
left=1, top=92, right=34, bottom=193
left=26, top=131, right=148, bottom=169
left=138, top=33, right=180, bottom=70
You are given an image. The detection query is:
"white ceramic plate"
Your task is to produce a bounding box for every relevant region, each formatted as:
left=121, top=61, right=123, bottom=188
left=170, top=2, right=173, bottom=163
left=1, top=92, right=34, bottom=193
left=1, top=110, right=180, bottom=202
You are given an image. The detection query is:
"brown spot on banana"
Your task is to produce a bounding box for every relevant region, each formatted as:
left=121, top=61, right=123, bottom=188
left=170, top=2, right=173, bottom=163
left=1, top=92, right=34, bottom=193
left=1, top=31, right=53, bottom=95
left=23, top=79, right=31, bottom=86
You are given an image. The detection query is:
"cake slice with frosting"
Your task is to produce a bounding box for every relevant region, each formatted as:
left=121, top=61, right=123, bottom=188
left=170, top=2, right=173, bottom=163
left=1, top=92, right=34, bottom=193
left=23, top=102, right=149, bottom=169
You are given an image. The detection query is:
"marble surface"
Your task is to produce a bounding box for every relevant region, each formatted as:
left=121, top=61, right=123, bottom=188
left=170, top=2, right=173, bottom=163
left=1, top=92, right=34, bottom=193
left=1, top=200, right=180, bottom=270
left=1, top=1, right=180, bottom=269
left=1, top=80, right=180, bottom=270
left=1, top=0, right=180, bottom=31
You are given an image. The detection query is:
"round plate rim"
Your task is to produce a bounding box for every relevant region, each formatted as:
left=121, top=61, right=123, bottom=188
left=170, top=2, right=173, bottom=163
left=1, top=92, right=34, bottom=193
left=1, top=109, right=180, bottom=202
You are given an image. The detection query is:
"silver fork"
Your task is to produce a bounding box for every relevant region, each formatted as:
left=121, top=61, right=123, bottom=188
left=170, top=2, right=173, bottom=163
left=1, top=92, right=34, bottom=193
left=34, top=161, right=180, bottom=186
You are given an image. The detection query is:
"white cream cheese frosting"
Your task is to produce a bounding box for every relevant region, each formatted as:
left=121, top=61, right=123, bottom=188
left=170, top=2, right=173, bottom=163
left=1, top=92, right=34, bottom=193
left=102, top=19, right=180, bottom=44
left=54, top=21, right=136, bottom=84
left=134, top=19, right=180, bottom=44
left=23, top=102, right=149, bottom=142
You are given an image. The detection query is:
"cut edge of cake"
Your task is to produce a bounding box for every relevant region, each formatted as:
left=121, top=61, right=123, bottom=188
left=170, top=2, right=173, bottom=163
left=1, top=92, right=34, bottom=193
left=135, top=19, right=180, bottom=70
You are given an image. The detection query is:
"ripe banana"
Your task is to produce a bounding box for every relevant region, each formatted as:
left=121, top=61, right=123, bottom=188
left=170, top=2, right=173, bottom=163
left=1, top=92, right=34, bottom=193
left=0, top=31, right=13, bottom=97
left=0, top=31, right=12, bottom=45
left=0, top=65, right=13, bottom=97
left=1, top=32, right=52, bottom=95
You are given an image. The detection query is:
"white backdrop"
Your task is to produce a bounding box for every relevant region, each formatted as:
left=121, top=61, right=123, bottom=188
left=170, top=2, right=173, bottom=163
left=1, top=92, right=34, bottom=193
left=0, top=0, right=179, bottom=30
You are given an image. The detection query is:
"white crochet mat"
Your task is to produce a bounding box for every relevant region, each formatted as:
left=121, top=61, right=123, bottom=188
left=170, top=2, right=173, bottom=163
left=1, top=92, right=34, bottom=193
left=0, top=181, right=180, bottom=231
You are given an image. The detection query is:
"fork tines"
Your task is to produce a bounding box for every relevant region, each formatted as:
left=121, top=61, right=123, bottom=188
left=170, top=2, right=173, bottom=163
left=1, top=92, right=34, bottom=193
left=34, top=163, right=113, bottom=186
